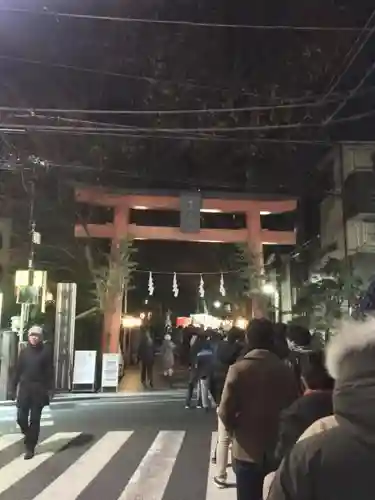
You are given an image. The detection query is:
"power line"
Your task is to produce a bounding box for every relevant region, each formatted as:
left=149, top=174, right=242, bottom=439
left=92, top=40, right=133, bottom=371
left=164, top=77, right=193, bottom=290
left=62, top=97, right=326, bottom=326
left=321, top=8, right=375, bottom=103
left=0, top=7, right=371, bottom=32
left=9, top=113, right=331, bottom=144
left=4, top=107, right=372, bottom=138
left=324, top=63, right=375, bottom=125
left=0, top=125, right=330, bottom=145
left=0, top=122, right=315, bottom=134
left=2, top=54, right=365, bottom=103
left=0, top=94, right=343, bottom=116
left=2, top=105, right=373, bottom=135
left=0, top=54, right=259, bottom=97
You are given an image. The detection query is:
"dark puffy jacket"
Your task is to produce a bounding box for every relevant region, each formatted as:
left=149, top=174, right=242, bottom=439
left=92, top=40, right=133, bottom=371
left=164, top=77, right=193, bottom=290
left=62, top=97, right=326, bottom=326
left=138, top=336, right=155, bottom=364
left=273, top=390, right=333, bottom=467
left=268, top=354, right=375, bottom=500
left=212, top=339, right=243, bottom=404
left=13, top=342, right=54, bottom=406
left=195, top=346, right=214, bottom=379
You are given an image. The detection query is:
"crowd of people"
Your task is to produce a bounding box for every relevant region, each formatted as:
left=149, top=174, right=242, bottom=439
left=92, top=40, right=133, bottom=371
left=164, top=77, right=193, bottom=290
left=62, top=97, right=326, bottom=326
left=180, top=317, right=375, bottom=500
left=10, top=316, right=375, bottom=499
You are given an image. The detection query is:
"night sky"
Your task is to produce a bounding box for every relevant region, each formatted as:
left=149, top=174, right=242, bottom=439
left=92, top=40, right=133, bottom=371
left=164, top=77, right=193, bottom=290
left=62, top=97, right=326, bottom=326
left=1, top=0, right=375, bottom=313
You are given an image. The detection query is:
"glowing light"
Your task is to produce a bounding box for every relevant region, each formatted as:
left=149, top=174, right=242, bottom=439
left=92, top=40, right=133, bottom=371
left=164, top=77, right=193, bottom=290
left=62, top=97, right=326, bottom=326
left=213, top=300, right=221, bottom=309
left=260, top=211, right=271, bottom=215
left=235, top=317, right=248, bottom=330
left=262, top=283, right=276, bottom=295
left=121, top=315, right=142, bottom=328
left=200, top=209, right=222, bottom=213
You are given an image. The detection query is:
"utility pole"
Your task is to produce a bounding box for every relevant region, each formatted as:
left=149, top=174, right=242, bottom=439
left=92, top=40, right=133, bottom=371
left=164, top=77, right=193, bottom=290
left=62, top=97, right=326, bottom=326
left=18, top=177, right=37, bottom=343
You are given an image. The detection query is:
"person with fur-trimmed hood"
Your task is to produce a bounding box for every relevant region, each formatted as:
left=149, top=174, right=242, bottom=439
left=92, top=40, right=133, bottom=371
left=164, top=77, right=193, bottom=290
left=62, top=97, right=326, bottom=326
left=267, top=319, right=375, bottom=500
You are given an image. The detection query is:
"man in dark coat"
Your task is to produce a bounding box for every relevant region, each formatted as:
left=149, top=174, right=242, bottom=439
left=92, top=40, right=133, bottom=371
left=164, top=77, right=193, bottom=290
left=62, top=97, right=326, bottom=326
left=218, top=318, right=298, bottom=500
left=137, top=329, right=155, bottom=388
left=268, top=319, right=375, bottom=500
left=211, top=327, right=244, bottom=406
left=185, top=335, right=213, bottom=409
left=12, top=325, right=54, bottom=460
left=273, top=351, right=333, bottom=467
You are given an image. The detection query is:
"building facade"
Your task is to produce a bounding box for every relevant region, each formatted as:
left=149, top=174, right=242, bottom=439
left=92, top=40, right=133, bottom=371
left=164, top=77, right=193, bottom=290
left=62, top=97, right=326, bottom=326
left=319, top=142, right=375, bottom=286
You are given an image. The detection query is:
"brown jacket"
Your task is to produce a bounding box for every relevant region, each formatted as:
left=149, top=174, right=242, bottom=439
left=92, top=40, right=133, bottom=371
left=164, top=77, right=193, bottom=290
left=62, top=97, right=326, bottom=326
left=218, top=349, right=298, bottom=463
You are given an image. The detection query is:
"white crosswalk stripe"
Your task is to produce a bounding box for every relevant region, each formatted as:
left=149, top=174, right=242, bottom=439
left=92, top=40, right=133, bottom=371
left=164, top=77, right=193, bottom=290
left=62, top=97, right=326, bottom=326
left=0, top=433, right=23, bottom=451
left=118, top=431, right=185, bottom=500
left=0, top=405, right=54, bottom=427
left=33, top=431, right=133, bottom=500
left=0, top=430, right=237, bottom=499
left=0, top=432, right=80, bottom=495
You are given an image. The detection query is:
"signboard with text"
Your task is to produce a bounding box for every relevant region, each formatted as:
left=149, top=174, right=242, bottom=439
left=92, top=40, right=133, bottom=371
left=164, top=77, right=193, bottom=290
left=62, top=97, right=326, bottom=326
left=101, top=353, right=119, bottom=389
left=72, top=350, right=96, bottom=386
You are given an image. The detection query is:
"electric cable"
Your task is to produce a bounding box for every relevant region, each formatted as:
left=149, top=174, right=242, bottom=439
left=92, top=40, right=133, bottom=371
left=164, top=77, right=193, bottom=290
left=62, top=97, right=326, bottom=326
left=321, top=8, right=375, bottom=103
left=0, top=7, right=371, bottom=32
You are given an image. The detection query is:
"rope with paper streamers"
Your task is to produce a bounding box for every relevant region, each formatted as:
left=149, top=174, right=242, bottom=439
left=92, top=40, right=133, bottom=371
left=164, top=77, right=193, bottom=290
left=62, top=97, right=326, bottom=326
left=135, top=269, right=240, bottom=275
left=172, top=272, right=179, bottom=298
left=143, top=269, right=226, bottom=298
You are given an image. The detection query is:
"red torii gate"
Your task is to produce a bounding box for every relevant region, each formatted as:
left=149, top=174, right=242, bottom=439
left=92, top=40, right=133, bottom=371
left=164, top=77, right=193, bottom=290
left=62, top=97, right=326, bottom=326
left=74, top=186, right=297, bottom=353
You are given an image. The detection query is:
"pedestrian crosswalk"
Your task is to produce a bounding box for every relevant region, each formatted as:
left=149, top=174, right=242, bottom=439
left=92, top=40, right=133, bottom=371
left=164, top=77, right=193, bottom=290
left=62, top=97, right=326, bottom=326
left=0, top=405, right=53, bottom=428
left=0, top=430, right=236, bottom=500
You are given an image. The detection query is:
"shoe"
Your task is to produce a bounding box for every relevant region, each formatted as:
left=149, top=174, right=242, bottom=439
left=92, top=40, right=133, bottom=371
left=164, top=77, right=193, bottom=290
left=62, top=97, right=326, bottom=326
left=213, top=476, right=228, bottom=489
left=24, top=448, right=35, bottom=460
left=196, top=405, right=202, bottom=409
left=211, top=456, right=217, bottom=464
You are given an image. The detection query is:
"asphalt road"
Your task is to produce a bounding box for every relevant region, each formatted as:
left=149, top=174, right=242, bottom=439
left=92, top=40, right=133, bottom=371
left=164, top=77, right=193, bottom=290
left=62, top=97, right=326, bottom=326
left=0, top=392, right=237, bottom=500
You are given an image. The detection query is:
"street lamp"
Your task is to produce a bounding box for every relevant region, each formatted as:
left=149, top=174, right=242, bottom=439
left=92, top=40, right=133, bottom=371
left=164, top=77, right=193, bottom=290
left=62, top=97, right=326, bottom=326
left=262, top=283, right=281, bottom=322
left=235, top=317, right=248, bottom=330
left=121, top=315, right=142, bottom=328
left=262, top=283, right=276, bottom=295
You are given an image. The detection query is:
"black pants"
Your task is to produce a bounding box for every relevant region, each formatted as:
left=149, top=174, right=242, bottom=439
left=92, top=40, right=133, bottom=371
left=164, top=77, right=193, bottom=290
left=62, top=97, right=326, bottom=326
left=141, top=362, right=153, bottom=386
left=185, top=372, right=199, bottom=406
left=233, top=459, right=264, bottom=500
left=17, top=400, right=44, bottom=449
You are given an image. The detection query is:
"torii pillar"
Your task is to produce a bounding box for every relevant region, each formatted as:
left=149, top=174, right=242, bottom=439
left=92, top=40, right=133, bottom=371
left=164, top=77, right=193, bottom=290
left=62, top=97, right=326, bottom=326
left=102, top=205, right=129, bottom=353
left=246, top=210, right=267, bottom=318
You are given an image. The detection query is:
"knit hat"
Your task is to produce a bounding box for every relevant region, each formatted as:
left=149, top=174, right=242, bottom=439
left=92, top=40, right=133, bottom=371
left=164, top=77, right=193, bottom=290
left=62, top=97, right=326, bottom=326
left=28, top=325, right=43, bottom=337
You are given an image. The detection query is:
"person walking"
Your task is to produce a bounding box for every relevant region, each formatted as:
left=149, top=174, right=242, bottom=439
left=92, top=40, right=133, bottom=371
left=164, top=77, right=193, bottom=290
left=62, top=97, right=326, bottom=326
left=185, top=335, right=213, bottom=409
left=195, top=338, right=215, bottom=410
left=218, top=318, right=298, bottom=500
left=11, top=325, right=54, bottom=460
left=267, top=318, right=375, bottom=500
left=138, top=329, right=155, bottom=389
left=160, top=333, right=175, bottom=386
